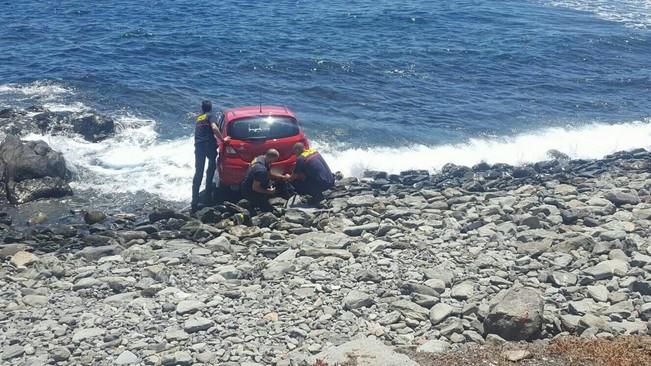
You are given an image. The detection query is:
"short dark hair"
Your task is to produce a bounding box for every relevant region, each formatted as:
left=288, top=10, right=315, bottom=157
left=201, top=100, right=212, bottom=113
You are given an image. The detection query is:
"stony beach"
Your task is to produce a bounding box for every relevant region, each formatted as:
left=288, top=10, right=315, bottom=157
left=1, top=127, right=651, bottom=365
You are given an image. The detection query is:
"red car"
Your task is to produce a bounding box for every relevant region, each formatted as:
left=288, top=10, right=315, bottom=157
left=216, top=105, right=309, bottom=189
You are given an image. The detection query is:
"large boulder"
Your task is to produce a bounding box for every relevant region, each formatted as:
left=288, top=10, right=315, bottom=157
left=0, top=135, right=73, bottom=204
left=483, top=287, right=544, bottom=341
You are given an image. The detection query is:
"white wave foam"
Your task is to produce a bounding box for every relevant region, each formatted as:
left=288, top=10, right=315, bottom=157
left=42, top=102, right=89, bottom=113
left=0, top=81, right=72, bottom=98
left=546, top=0, right=651, bottom=28
left=24, top=116, right=651, bottom=202
left=24, top=116, right=195, bottom=202
left=317, top=120, right=651, bottom=177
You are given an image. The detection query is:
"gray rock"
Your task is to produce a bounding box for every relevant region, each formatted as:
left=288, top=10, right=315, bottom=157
left=299, top=247, right=352, bottom=259
left=569, top=299, right=604, bottom=315
left=639, top=303, right=651, bottom=321
left=72, top=327, right=105, bottom=343
left=392, top=299, right=429, bottom=322
left=84, top=210, right=107, bottom=224
left=51, top=346, right=71, bottom=361
left=204, top=236, right=233, bottom=253
left=551, top=271, right=578, bottom=287
left=115, top=350, right=140, bottom=365
left=587, top=285, right=609, bottom=302
left=483, top=287, right=544, bottom=341
left=518, top=241, right=551, bottom=257
left=76, top=245, right=119, bottom=261
left=162, top=351, right=193, bottom=366
left=262, top=249, right=298, bottom=280
left=312, top=337, right=419, bottom=366
left=343, top=290, right=374, bottom=310
left=165, top=328, right=189, bottom=341
left=289, top=232, right=352, bottom=249
left=579, top=314, right=608, bottom=330
left=416, top=340, right=450, bottom=354
left=604, top=190, right=640, bottom=206
left=73, top=277, right=102, bottom=290
left=176, top=300, right=206, bottom=315
left=343, top=223, right=380, bottom=236
left=583, top=259, right=629, bottom=280
left=142, top=264, right=168, bottom=282
left=347, top=194, right=378, bottom=207
left=429, top=303, right=454, bottom=325
left=22, top=294, right=48, bottom=307
left=184, top=317, right=213, bottom=333
left=217, top=265, right=242, bottom=279
left=1, top=345, right=24, bottom=360
left=451, top=281, right=474, bottom=300
left=284, top=208, right=314, bottom=225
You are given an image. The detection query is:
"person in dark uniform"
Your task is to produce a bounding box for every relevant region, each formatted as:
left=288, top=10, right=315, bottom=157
left=289, top=142, right=335, bottom=205
left=192, top=100, right=227, bottom=213
left=241, top=149, right=281, bottom=214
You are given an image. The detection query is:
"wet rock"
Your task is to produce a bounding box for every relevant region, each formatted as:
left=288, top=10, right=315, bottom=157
left=72, top=114, right=115, bottom=142
left=483, top=287, right=544, bottom=341
left=0, top=135, right=72, bottom=204
left=149, top=208, right=189, bottom=223
left=84, top=210, right=107, bottom=224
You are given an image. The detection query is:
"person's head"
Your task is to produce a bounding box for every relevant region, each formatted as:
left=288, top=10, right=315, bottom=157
left=265, top=149, right=280, bottom=163
left=292, top=142, right=305, bottom=155
left=201, top=100, right=212, bottom=113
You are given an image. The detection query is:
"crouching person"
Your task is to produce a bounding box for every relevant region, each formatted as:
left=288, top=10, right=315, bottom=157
left=241, top=149, right=281, bottom=214
left=289, top=143, right=335, bottom=205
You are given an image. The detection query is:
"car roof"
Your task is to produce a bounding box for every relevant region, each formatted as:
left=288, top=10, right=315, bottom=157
left=223, top=105, right=296, bottom=122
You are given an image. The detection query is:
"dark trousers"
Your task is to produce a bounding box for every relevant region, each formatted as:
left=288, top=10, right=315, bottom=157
left=243, top=191, right=273, bottom=215
left=192, top=142, right=217, bottom=207
left=293, top=179, right=330, bottom=202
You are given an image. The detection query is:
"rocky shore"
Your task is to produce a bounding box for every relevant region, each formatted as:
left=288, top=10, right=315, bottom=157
left=1, top=139, right=651, bottom=365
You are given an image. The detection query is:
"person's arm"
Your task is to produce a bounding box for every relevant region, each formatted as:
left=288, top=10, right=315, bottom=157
left=270, top=171, right=290, bottom=181
left=210, top=122, right=225, bottom=142
left=252, top=180, right=275, bottom=195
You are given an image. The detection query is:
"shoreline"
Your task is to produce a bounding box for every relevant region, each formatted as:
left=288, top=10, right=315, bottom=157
left=1, top=147, right=651, bottom=365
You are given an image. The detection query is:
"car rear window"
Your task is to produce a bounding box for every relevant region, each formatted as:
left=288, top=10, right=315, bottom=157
left=228, top=116, right=299, bottom=140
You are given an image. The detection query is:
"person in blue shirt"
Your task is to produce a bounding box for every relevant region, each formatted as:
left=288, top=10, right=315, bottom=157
left=192, top=100, right=227, bottom=213
left=288, top=142, right=335, bottom=205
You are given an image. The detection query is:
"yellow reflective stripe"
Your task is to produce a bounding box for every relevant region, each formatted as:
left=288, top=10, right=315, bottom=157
left=196, top=114, right=207, bottom=122
left=300, top=148, right=317, bottom=158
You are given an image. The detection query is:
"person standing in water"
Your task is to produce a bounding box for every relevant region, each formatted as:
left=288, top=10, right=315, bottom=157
left=192, top=100, right=227, bottom=213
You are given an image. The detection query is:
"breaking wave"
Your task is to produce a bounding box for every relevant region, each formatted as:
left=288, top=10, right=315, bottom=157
left=25, top=117, right=651, bottom=202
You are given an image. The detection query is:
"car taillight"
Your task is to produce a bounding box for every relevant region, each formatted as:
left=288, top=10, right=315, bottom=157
left=226, top=146, right=237, bottom=155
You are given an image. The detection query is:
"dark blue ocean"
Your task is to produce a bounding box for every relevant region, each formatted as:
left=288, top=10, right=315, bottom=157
left=1, top=0, right=650, bottom=201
